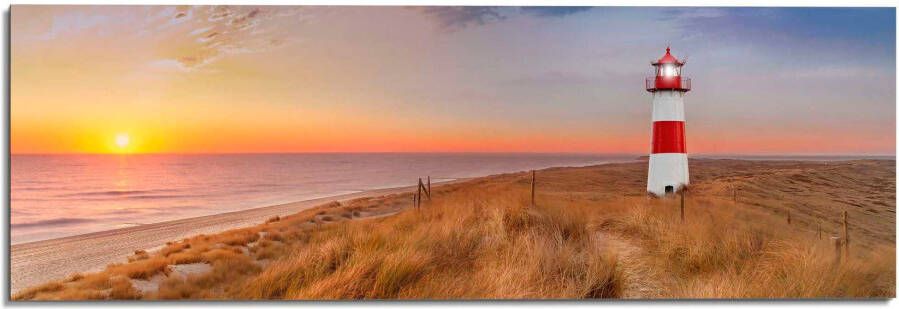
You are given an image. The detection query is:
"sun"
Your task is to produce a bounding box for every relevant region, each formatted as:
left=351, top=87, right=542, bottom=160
left=115, top=133, right=130, bottom=149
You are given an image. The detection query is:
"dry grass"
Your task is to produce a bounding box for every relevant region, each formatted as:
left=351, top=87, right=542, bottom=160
left=239, top=186, right=622, bottom=299
left=127, top=250, right=149, bottom=262
left=12, top=159, right=895, bottom=300
left=598, top=195, right=895, bottom=298
left=108, top=257, right=171, bottom=280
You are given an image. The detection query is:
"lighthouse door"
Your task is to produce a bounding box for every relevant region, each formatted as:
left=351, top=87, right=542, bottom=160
left=664, top=185, right=674, bottom=194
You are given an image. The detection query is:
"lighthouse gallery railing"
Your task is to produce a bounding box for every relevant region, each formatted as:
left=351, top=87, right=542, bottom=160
left=645, top=77, right=691, bottom=92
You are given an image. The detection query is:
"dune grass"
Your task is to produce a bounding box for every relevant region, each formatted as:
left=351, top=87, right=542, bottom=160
left=238, top=186, right=622, bottom=299
left=600, top=196, right=895, bottom=298
left=13, top=161, right=896, bottom=300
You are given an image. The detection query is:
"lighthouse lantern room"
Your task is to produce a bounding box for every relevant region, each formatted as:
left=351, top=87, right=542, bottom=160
left=645, top=47, right=690, bottom=196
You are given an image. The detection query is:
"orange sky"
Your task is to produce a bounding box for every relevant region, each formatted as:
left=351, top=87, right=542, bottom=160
left=11, top=6, right=896, bottom=155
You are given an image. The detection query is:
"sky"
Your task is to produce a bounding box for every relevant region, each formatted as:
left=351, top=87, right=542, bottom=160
left=11, top=6, right=896, bottom=155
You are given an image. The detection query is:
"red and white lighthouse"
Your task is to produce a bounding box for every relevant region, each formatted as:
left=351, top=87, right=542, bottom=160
left=645, top=47, right=691, bottom=196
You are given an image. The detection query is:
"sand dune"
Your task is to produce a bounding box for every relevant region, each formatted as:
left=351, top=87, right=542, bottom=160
left=689, top=159, right=895, bottom=248
left=11, top=159, right=895, bottom=299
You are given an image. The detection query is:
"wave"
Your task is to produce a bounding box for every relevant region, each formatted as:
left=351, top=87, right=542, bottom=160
left=56, top=189, right=181, bottom=198
left=12, top=218, right=96, bottom=229
left=46, top=189, right=214, bottom=202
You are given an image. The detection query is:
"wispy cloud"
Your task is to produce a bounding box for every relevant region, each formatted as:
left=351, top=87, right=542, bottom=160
left=29, top=6, right=311, bottom=73
left=661, top=7, right=730, bottom=21
left=414, top=7, right=506, bottom=31
left=520, top=7, right=591, bottom=18
left=37, top=9, right=114, bottom=40
left=413, top=6, right=595, bottom=32
left=145, top=59, right=193, bottom=73
left=160, top=5, right=308, bottom=71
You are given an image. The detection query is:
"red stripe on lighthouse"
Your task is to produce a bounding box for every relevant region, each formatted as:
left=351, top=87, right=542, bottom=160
left=651, top=121, right=686, bottom=154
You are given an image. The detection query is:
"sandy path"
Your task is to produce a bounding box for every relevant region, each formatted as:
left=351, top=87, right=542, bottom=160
left=596, top=231, right=668, bottom=298
left=10, top=183, right=436, bottom=294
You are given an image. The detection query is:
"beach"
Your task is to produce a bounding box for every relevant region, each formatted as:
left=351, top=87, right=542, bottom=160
left=10, top=182, right=466, bottom=294
left=12, top=158, right=896, bottom=299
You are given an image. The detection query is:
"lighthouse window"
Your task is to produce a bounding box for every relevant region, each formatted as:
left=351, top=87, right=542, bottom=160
left=660, top=64, right=677, bottom=77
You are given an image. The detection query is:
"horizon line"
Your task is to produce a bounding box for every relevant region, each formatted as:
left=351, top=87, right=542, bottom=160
left=8, top=151, right=896, bottom=157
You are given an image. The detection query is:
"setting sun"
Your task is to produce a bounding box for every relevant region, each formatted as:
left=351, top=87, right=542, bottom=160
left=112, top=133, right=132, bottom=153
left=115, top=133, right=129, bottom=148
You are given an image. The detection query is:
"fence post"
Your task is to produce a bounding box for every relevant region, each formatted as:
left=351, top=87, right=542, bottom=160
left=817, top=220, right=822, bottom=240
left=417, top=178, right=423, bottom=209
left=831, top=236, right=843, bottom=265
left=787, top=211, right=791, bottom=225
left=842, top=211, right=849, bottom=257
left=419, top=178, right=430, bottom=201
left=680, top=188, right=686, bottom=222
left=427, top=176, right=431, bottom=199
left=530, top=170, right=536, bottom=207
left=733, top=186, right=737, bottom=204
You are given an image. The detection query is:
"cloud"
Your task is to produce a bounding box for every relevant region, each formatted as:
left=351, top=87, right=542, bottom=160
left=414, top=7, right=506, bottom=31
left=153, top=5, right=309, bottom=71
left=661, top=7, right=730, bottom=21
left=414, top=6, right=592, bottom=32
left=37, top=10, right=114, bottom=40
left=520, top=7, right=592, bottom=18
left=28, top=6, right=311, bottom=73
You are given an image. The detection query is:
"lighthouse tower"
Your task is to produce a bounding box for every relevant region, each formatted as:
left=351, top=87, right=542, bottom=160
left=645, top=47, right=691, bottom=196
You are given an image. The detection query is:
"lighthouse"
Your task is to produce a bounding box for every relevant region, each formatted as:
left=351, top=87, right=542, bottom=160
left=645, top=47, right=691, bottom=196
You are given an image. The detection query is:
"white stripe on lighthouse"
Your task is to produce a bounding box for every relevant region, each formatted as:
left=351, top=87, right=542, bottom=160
left=651, top=91, right=685, bottom=122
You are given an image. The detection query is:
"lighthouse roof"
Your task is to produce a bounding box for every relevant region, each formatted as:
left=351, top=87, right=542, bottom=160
left=653, top=47, right=684, bottom=65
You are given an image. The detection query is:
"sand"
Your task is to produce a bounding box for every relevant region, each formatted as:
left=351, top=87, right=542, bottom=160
left=9, top=181, right=464, bottom=294
left=11, top=159, right=896, bottom=296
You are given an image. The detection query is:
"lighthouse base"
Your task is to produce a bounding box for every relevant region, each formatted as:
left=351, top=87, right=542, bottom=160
left=647, top=153, right=689, bottom=196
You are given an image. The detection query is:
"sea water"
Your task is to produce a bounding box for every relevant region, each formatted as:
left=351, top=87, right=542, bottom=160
left=11, top=153, right=633, bottom=244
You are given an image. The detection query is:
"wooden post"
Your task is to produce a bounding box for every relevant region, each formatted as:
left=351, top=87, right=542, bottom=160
left=842, top=211, right=849, bottom=257
left=733, top=186, right=737, bottom=204
left=427, top=176, right=431, bottom=199
left=419, top=178, right=430, bottom=201
left=417, top=178, right=423, bottom=208
left=786, top=211, right=791, bottom=225
left=680, top=188, right=686, bottom=222
left=530, top=170, right=536, bottom=207
left=831, top=236, right=843, bottom=264
left=817, top=220, right=822, bottom=240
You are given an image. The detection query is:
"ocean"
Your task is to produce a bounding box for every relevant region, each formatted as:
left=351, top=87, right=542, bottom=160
left=11, top=153, right=634, bottom=244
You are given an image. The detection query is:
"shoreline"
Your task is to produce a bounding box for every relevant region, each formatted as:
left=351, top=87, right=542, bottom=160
left=10, top=178, right=462, bottom=246
left=11, top=157, right=628, bottom=294
left=10, top=178, right=470, bottom=294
